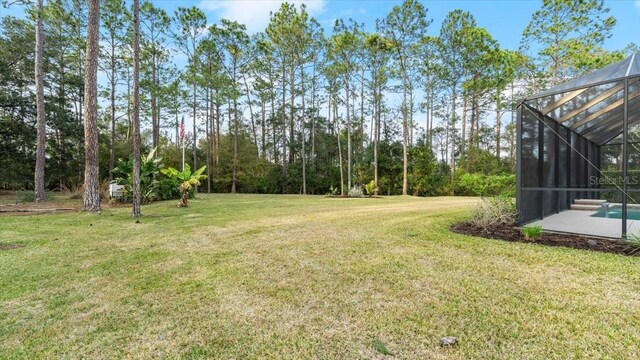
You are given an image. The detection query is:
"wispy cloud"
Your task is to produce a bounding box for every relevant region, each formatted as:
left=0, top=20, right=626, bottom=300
left=199, top=0, right=326, bottom=34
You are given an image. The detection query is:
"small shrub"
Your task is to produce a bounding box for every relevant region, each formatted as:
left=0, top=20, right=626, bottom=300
left=522, top=224, right=543, bottom=240
left=471, top=196, right=517, bottom=228
left=326, top=185, right=339, bottom=196
left=625, top=233, right=640, bottom=255
left=16, top=191, right=35, bottom=203
left=156, top=178, right=183, bottom=201
left=364, top=180, right=378, bottom=197
left=348, top=185, right=363, bottom=198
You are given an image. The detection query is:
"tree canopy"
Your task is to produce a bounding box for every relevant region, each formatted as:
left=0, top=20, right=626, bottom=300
left=0, top=0, right=630, bottom=197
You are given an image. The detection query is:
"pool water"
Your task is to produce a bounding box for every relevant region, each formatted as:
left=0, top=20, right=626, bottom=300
left=591, top=208, right=640, bottom=220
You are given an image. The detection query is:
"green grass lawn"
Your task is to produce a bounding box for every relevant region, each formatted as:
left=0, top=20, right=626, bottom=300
left=2, top=195, right=640, bottom=359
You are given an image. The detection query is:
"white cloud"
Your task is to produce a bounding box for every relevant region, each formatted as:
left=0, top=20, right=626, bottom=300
left=199, top=0, right=326, bottom=34
left=636, top=0, right=640, bottom=12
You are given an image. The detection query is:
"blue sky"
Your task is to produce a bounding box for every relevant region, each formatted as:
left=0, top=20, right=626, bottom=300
left=2, top=0, right=639, bottom=52
left=165, top=0, right=639, bottom=52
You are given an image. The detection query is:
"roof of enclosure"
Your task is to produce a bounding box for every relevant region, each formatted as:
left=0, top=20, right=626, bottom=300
left=523, top=52, right=640, bottom=146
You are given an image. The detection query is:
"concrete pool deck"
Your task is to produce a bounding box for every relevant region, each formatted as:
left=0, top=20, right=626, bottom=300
left=531, top=210, right=640, bottom=239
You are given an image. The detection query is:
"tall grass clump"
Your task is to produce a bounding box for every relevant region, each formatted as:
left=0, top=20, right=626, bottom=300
left=471, top=196, right=517, bottom=227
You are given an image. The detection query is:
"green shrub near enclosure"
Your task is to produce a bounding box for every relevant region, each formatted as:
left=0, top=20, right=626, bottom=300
left=455, top=173, right=515, bottom=197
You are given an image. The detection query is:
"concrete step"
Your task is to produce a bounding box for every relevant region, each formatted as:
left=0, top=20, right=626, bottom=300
left=574, top=199, right=607, bottom=205
left=571, top=204, right=602, bottom=211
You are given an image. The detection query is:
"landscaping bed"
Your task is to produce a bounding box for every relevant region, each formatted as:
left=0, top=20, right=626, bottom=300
left=451, top=222, right=640, bottom=256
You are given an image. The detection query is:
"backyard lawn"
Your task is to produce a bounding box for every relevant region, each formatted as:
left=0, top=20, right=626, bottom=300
left=1, top=194, right=640, bottom=359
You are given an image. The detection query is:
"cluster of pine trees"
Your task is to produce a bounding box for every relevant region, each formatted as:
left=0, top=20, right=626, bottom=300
left=0, top=0, right=634, bottom=198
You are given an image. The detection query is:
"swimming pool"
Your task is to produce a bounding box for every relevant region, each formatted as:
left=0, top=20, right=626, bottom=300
left=591, top=207, right=640, bottom=220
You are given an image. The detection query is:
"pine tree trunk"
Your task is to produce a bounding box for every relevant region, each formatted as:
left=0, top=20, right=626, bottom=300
left=175, top=95, right=179, bottom=147
left=374, top=85, right=380, bottom=196
left=429, top=90, right=434, bottom=147
left=232, top=61, right=238, bottom=194
left=243, top=75, right=258, bottom=156
left=496, top=90, right=501, bottom=159
left=447, top=84, right=456, bottom=195
left=206, top=87, right=211, bottom=193
left=281, top=61, right=287, bottom=190
left=151, top=54, right=158, bottom=149
left=132, top=0, right=141, bottom=217
left=192, top=83, right=197, bottom=171
left=289, top=64, right=295, bottom=164
left=269, top=66, right=277, bottom=163
left=300, top=66, right=306, bottom=195
left=333, top=95, right=344, bottom=196
left=360, top=68, right=365, bottom=149
left=450, top=84, right=456, bottom=191
left=216, top=100, right=221, bottom=166
left=461, top=95, right=467, bottom=155
left=109, top=33, right=116, bottom=182
left=57, top=51, right=66, bottom=190
left=126, top=67, right=132, bottom=140
left=82, top=0, right=101, bottom=212
left=402, top=76, right=408, bottom=196
left=261, top=100, right=266, bottom=159
left=34, top=0, right=46, bottom=203
left=311, top=62, right=317, bottom=172
left=212, top=92, right=216, bottom=187
left=509, top=82, right=515, bottom=169
left=346, top=80, right=352, bottom=191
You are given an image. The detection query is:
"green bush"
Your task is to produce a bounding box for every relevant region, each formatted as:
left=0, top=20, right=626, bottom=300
left=455, top=173, right=515, bottom=197
left=156, top=178, right=195, bottom=201
left=522, top=224, right=543, bottom=240
left=112, top=148, right=162, bottom=203
left=156, top=178, right=181, bottom=201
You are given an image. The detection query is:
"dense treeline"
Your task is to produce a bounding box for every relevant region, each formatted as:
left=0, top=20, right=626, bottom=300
left=0, top=0, right=634, bottom=196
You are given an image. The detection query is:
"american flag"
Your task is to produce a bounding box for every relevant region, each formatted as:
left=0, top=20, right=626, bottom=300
left=179, top=116, right=185, bottom=143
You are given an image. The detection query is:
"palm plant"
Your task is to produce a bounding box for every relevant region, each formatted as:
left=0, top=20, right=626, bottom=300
left=160, top=164, right=207, bottom=207
left=364, top=180, right=378, bottom=197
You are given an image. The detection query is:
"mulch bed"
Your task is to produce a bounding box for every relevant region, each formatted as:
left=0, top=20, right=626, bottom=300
left=451, top=222, right=640, bottom=257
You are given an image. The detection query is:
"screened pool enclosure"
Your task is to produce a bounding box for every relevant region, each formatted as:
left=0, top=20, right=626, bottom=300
left=517, top=53, right=640, bottom=238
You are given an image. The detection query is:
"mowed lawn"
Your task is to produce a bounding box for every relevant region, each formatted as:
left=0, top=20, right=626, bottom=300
left=2, top=195, right=640, bottom=359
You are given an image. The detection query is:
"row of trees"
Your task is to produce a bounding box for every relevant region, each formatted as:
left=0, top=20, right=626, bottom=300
left=0, top=0, right=634, bottom=202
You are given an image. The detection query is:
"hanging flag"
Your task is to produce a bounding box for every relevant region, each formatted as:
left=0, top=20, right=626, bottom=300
left=180, top=116, right=185, bottom=143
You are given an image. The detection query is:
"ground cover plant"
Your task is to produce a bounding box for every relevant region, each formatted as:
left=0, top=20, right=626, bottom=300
left=2, top=195, right=640, bottom=358
left=522, top=224, right=543, bottom=240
